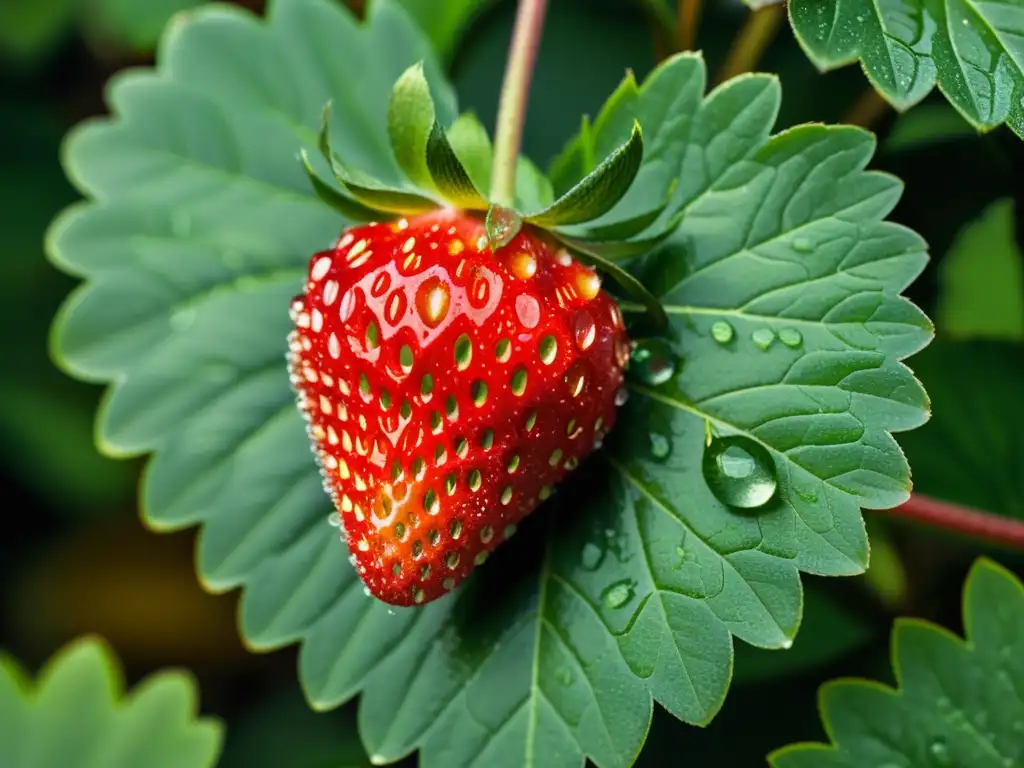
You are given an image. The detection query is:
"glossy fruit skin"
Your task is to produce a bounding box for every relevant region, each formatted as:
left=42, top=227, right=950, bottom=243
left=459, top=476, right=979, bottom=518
left=288, top=209, right=631, bottom=606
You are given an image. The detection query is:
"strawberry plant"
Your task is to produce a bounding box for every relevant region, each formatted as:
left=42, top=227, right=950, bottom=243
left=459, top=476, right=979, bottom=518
left=23, top=0, right=1024, bottom=765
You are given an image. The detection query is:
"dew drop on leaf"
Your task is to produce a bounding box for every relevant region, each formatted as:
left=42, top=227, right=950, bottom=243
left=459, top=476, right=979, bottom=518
left=327, top=512, right=342, bottom=527
left=556, top=667, right=573, bottom=686
left=485, top=204, right=523, bottom=250
left=751, top=328, right=775, bottom=350
left=791, top=237, right=814, bottom=253
left=702, top=435, right=778, bottom=509
left=929, top=739, right=951, bottom=766
left=710, top=320, right=734, bottom=344
left=580, top=541, right=605, bottom=570
left=629, top=338, right=678, bottom=385
left=778, top=327, right=802, bottom=348
left=649, top=431, right=672, bottom=461
left=601, top=579, right=636, bottom=609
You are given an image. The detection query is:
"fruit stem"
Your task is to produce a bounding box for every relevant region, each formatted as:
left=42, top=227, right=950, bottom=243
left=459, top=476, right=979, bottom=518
left=490, top=0, right=549, bottom=209
left=714, top=3, right=784, bottom=85
left=636, top=0, right=678, bottom=59
left=881, top=493, right=1024, bottom=550
left=676, top=0, right=702, bottom=51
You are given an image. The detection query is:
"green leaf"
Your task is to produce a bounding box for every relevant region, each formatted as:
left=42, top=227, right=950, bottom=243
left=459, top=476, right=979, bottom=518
left=937, top=198, right=1024, bottom=341
left=526, top=120, right=644, bottom=227
left=446, top=111, right=493, bottom=194
left=882, top=102, right=977, bottom=153
left=0, top=637, right=222, bottom=767
left=770, top=557, right=1024, bottom=768
left=319, top=103, right=439, bottom=215
left=426, top=121, right=488, bottom=208
left=48, top=5, right=933, bottom=767
left=789, top=0, right=1024, bottom=140
left=393, top=0, right=491, bottom=61
left=896, top=340, right=1024, bottom=520
left=0, top=0, right=77, bottom=64
left=387, top=61, right=438, bottom=194
left=300, top=150, right=381, bottom=222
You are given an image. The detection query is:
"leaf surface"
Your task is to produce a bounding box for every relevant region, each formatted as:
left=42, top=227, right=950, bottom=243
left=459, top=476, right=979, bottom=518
left=0, top=637, right=222, bottom=768
left=49, top=2, right=932, bottom=766
left=770, top=558, right=1024, bottom=768
left=788, top=0, right=1024, bottom=139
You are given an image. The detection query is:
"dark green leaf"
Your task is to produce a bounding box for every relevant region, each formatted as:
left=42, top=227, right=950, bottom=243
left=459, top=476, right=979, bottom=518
left=426, top=122, right=487, bottom=209
left=789, top=0, right=1024, bottom=139
left=0, top=0, right=76, bottom=63
left=0, top=637, right=222, bottom=767
left=770, top=558, right=1024, bottom=768
left=896, top=340, right=1024, bottom=521
left=387, top=61, right=438, bottom=194
left=882, top=102, right=977, bottom=153
left=300, top=150, right=380, bottom=222
left=552, top=208, right=683, bottom=263
left=446, top=111, right=493, bottom=194
left=564, top=201, right=668, bottom=242
left=527, top=120, right=643, bottom=227
left=319, top=103, right=439, bottom=215
left=937, top=198, right=1024, bottom=341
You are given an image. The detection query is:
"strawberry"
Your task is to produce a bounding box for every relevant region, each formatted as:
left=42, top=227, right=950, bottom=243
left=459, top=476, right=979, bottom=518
left=288, top=208, right=632, bottom=606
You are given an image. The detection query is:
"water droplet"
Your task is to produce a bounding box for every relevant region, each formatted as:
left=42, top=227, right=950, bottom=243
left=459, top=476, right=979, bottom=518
left=580, top=541, right=605, bottom=570
left=573, top=310, right=596, bottom=351
left=710, top=320, right=734, bottom=344
left=929, top=739, right=951, bottom=766
left=327, top=512, right=342, bottom=527
left=791, top=237, right=814, bottom=253
left=485, top=204, right=522, bottom=249
left=614, top=388, right=629, bottom=406
left=601, top=579, right=636, bottom=609
left=556, top=667, right=573, bottom=686
left=702, top=435, right=778, bottom=509
left=649, top=432, right=672, bottom=461
left=751, top=328, right=775, bottom=350
left=779, top=327, right=802, bottom=348
left=629, top=339, right=677, bottom=385
left=515, top=294, right=540, bottom=329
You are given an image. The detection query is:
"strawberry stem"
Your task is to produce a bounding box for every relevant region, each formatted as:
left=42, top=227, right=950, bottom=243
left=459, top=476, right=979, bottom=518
left=490, top=0, right=549, bottom=209
left=881, top=493, right=1024, bottom=550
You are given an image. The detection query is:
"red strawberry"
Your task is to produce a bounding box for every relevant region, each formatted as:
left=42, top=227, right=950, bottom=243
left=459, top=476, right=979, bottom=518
left=288, top=209, right=631, bottom=606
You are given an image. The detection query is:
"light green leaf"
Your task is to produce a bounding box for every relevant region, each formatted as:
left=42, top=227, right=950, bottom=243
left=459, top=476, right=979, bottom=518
left=426, top=122, right=488, bottom=208
left=937, top=198, right=1024, bottom=341
left=895, top=340, right=1024, bottom=521
left=394, top=0, right=492, bottom=61
left=387, top=61, right=438, bottom=193
left=770, top=557, right=1024, bottom=768
left=48, top=4, right=932, bottom=767
left=527, top=121, right=644, bottom=227
left=446, top=111, right=493, bottom=194
left=789, top=0, right=1024, bottom=140
left=319, top=103, right=439, bottom=215
left=0, top=637, right=222, bottom=768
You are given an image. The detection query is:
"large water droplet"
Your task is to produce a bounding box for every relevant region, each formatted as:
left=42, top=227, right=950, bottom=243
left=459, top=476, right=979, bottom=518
left=580, top=541, right=605, bottom=570
left=485, top=204, right=523, bottom=250
left=710, top=320, right=734, bottom=344
left=751, top=328, right=775, bottom=350
left=601, top=578, right=636, bottom=609
left=327, top=512, right=342, bottom=527
left=649, top=432, right=672, bottom=461
left=929, top=739, right=951, bottom=766
left=629, top=339, right=678, bottom=385
left=778, top=327, right=802, bottom=348
left=702, top=435, right=778, bottom=509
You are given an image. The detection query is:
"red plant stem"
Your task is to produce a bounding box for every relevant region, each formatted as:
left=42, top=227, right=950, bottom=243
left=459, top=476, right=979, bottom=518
left=490, top=0, right=549, bottom=208
left=881, top=493, right=1024, bottom=550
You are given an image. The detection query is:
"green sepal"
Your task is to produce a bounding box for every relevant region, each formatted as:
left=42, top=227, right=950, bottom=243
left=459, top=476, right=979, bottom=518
left=387, top=61, right=438, bottom=193
left=484, top=204, right=523, bottom=250
left=318, top=102, right=438, bottom=215
left=566, top=198, right=669, bottom=241
left=526, top=120, right=644, bottom=227
left=426, top=122, right=488, bottom=209
left=299, top=150, right=381, bottom=222
left=556, top=237, right=668, bottom=330
left=554, top=208, right=684, bottom=262
left=446, top=112, right=493, bottom=195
